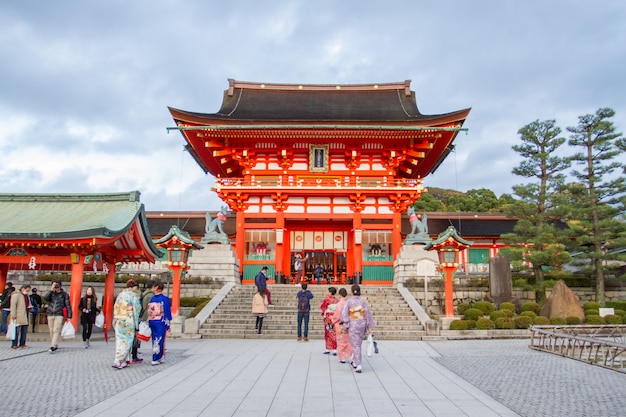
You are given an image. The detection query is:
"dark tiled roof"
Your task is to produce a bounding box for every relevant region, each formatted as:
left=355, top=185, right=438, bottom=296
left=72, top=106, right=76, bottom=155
left=170, top=79, right=470, bottom=124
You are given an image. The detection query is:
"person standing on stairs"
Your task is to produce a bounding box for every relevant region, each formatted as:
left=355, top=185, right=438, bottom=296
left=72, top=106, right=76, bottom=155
left=254, top=266, right=273, bottom=305
left=296, top=283, right=314, bottom=342
left=252, top=286, right=268, bottom=335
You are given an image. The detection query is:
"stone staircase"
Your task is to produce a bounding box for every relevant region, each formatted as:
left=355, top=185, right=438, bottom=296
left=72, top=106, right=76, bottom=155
left=199, top=284, right=426, bottom=340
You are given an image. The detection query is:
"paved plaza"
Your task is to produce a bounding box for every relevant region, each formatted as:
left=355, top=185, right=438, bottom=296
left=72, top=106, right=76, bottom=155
left=1, top=336, right=624, bottom=416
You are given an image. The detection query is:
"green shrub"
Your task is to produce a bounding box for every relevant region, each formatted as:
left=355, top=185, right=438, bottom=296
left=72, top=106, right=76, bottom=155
left=538, top=279, right=557, bottom=289
left=513, top=278, right=533, bottom=290
left=489, top=310, right=508, bottom=321
left=550, top=317, right=567, bottom=325
left=566, top=316, right=581, bottom=325
left=449, top=320, right=469, bottom=330
left=187, top=298, right=210, bottom=318
left=584, top=309, right=599, bottom=316
left=583, top=301, right=600, bottom=310
left=456, top=303, right=471, bottom=316
left=465, top=319, right=477, bottom=329
left=499, top=302, right=516, bottom=313
left=605, top=300, right=626, bottom=311
left=472, top=301, right=495, bottom=315
left=604, top=314, right=623, bottom=324
left=533, top=316, right=551, bottom=325
left=614, top=309, right=626, bottom=317
left=494, top=317, right=515, bottom=329
left=475, top=318, right=496, bottom=330
left=584, top=315, right=605, bottom=324
left=514, top=316, right=533, bottom=329
left=521, top=302, right=541, bottom=315
left=463, top=308, right=485, bottom=321
left=520, top=311, right=537, bottom=319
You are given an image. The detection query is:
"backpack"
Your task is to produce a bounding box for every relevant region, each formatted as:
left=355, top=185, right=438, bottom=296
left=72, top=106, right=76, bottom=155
left=297, top=291, right=310, bottom=312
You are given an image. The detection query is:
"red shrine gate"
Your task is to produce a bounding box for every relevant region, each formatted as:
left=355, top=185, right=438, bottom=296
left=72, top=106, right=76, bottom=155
left=170, top=79, right=470, bottom=284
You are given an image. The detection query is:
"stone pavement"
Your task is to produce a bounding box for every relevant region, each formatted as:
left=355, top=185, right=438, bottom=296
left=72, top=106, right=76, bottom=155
left=1, top=336, right=624, bottom=416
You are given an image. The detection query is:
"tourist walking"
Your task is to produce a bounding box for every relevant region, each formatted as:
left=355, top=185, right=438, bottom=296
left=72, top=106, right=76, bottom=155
left=332, top=288, right=352, bottom=363
left=43, top=281, right=72, bottom=353
left=29, top=288, right=42, bottom=333
left=148, top=281, right=172, bottom=366
left=296, top=283, right=314, bottom=342
left=254, top=266, right=273, bottom=305
left=340, top=284, right=376, bottom=373
left=79, top=286, right=99, bottom=348
left=0, top=281, right=15, bottom=334
left=112, top=280, right=141, bottom=369
left=9, top=284, right=31, bottom=349
left=252, top=286, right=268, bottom=335
left=320, top=287, right=338, bottom=354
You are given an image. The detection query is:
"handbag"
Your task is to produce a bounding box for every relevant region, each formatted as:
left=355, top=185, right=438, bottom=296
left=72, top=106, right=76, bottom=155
left=366, top=333, right=375, bottom=357
left=137, top=321, right=151, bottom=342
left=95, top=312, right=105, bottom=328
left=5, top=320, right=16, bottom=340
left=61, top=321, right=75, bottom=339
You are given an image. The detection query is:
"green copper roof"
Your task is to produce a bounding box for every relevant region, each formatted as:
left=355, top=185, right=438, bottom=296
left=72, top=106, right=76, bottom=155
left=0, top=191, right=147, bottom=240
left=153, top=225, right=204, bottom=249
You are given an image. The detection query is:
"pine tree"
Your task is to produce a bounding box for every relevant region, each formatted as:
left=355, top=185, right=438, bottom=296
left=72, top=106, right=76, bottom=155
left=567, top=107, right=626, bottom=305
left=502, top=119, right=572, bottom=299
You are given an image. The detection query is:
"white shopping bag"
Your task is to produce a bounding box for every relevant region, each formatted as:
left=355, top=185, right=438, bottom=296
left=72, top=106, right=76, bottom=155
left=366, top=334, right=374, bottom=357
left=61, top=321, right=76, bottom=339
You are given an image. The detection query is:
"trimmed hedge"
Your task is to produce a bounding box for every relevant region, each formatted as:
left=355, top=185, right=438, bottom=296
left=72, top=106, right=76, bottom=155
left=449, top=320, right=469, bottom=330
left=604, top=314, right=623, bottom=324
left=494, top=317, right=515, bottom=329
left=463, top=308, right=485, bottom=321
left=566, top=316, right=581, bottom=325
left=521, top=302, right=541, bottom=315
left=584, top=315, right=605, bottom=324
left=533, top=316, right=551, bottom=325
left=583, top=301, right=600, bottom=311
left=514, top=316, right=533, bottom=329
left=550, top=317, right=567, bottom=325
left=472, top=301, right=495, bottom=315
left=499, top=302, right=516, bottom=313
left=475, top=318, right=495, bottom=329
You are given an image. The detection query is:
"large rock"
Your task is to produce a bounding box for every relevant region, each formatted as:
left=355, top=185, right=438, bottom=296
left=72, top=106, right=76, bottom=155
left=540, top=281, right=584, bottom=320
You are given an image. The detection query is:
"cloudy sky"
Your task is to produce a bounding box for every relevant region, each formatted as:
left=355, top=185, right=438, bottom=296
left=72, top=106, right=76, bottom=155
left=1, top=1, right=625, bottom=212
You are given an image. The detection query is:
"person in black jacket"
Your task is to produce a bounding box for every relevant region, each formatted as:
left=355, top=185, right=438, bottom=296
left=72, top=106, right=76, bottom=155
left=1, top=281, right=15, bottom=334
left=78, top=286, right=99, bottom=348
left=29, top=288, right=43, bottom=333
left=43, top=281, right=72, bottom=353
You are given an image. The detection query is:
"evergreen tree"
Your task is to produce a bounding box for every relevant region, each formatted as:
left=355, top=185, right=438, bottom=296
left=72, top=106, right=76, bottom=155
left=566, top=107, right=626, bottom=304
left=502, top=119, right=572, bottom=298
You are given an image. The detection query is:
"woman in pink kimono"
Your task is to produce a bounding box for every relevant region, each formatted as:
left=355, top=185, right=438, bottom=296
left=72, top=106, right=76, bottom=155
left=320, top=287, right=338, bottom=354
left=340, top=284, right=375, bottom=373
left=331, top=287, right=352, bottom=363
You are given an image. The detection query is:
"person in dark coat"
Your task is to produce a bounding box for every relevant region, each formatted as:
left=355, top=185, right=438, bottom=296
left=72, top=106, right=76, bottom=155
left=79, top=286, right=99, bottom=348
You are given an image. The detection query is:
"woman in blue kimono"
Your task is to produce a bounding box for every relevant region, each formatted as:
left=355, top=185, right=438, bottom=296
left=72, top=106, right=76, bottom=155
left=340, top=284, right=376, bottom=373
left=148, top=281, right=172, bottom=365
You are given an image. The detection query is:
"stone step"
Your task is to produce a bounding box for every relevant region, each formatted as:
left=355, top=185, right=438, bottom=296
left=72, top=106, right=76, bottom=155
left=196, top=284, right=427, bottom=340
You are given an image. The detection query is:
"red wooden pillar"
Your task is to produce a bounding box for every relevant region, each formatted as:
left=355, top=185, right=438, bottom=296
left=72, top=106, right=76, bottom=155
left=103, top=262, right=116, bottom=332
left=236, top=210, right=245, bottom=279
left=170, top=264, right=183, bottom=316
left=392, top=210, right=402, bottom=259
left=442, top=265, right=456, bottom=317
left=353, top=211, right=362, bottom=280
left=0, top=263, right=8, bottom=290
left=275, top=210, right=285, bottom=281
left=69, top=256, right=84, bottom=330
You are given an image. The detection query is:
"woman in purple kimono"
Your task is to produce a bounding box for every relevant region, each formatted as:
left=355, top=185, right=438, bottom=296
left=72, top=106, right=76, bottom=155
left=148, top=281, right=172, bottom=365
left=340, top=284, right=376, bottom=373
